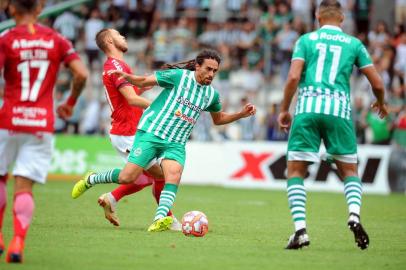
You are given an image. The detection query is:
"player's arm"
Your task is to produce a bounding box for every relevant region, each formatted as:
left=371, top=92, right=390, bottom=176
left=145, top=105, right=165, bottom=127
left=278, top=59, right=304, bottom=132
left=118, top=85, right=151, bottom=108
left=57, top=59, right=88, bottom=120
left=0, top=37, right=4, bottom=75
left=108, top=70, right=158, bottom=88
left=210, top=103, right=256, bottom=125
left=360, top=66, right=388, bottom=118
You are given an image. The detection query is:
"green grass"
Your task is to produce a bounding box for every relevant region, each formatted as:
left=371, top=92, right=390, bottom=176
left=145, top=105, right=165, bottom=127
left=1, top=181, right=406, bottom=269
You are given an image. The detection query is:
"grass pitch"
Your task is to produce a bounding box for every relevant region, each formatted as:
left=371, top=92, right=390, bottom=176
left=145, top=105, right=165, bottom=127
left=1, top=181, right=405, bottom=269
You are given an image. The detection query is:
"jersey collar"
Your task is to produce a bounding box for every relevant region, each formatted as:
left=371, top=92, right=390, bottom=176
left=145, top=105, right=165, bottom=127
left=192, top=71, right=204, bottom=87
left=320, top=25, right=342, bottom=32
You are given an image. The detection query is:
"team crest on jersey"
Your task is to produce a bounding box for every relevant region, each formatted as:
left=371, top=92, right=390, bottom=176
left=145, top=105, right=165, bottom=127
left=134, top=147, right=142, bottom=157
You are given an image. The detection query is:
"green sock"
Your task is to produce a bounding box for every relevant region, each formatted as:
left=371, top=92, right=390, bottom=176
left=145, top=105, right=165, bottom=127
left=88, top=169, right=121, bottom=185
left=344, top=176, right=362, bottom=216
left=154, top=183, right=178, bottom=221
left=287, top=177, right=307, bottom=231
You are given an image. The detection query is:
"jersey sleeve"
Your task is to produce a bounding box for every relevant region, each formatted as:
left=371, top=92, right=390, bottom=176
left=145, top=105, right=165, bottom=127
left=205, top=90, right=222, bottom=112
left=154, top=69, right=183, bottom=89
left=291, top=35, right=306, bottom=62
left=355, top=42, right=373, bottom=69
left=57, top=33, right=80, bottom=66
left=107, top=62, right=133, bottom=90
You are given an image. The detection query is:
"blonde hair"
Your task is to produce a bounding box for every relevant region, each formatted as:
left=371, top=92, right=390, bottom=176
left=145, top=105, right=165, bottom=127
left=318, top=0, right=343, bottom=21
left=95, top=28, right=111, bottom=52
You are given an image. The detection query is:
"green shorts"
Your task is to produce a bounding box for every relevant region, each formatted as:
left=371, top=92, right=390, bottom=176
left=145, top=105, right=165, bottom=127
left=128, top=130, right=186, bottom=168
left=287, top=113, right=357, bottom=163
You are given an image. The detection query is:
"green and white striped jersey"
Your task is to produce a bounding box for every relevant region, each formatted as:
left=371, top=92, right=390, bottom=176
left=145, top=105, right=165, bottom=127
left=292, top=25, right=373, bottom=120
left=138, top=69, right=222, bottom=145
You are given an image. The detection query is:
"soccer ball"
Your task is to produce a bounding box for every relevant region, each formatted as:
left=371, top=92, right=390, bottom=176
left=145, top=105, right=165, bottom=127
left=181, top=211, right=209, bottom=237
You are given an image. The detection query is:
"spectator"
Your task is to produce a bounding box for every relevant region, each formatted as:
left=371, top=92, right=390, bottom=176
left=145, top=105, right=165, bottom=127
left=212, top=44, right=232, bottom=111
left=198, top=22, right=221, bottom=47
left=84, top=9, right=104, bottom=68
left=208, top=0, right=229, bottom=23
left=273, top=2, right=293, bottom=31
left=237, top=21, right=257, bottom=52
left=169, top=18, right=193, bottom=62
left=354, top=0, right=372, bottom=35
left=395, top=0, right=406, bottom=28
left=81, top=98, right=101, bottom=135
left=394, top=33, right=406, bottom=86
left=274, top=22, right=299, bottom=82
left=364, top=108, right=392, bottom=145
left=238, top=97, right=260, bottom=140
left=265, top=103, right=288, bottom=141
left=290, top=0, right=312, bottom=28
left=154, top=0, right=177, bottom=27
left=53, top=10, right=81, bottom=45
left=151, top=20, right=171, bottom=69
left=340, top=0, right=355, bottom=35
left=388, top=106, right=406, bottom=192
left=368, top=20, right=390, bottom=59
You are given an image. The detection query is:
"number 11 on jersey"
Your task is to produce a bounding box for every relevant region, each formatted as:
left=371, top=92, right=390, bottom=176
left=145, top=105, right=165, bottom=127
left=315, top=43, right=342, bottom=85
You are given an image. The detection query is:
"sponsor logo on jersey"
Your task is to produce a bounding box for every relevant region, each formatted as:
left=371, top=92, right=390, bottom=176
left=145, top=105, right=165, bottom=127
left=320, top=32, right=351, bottom=44
left=12, top=117, right=47, bottom=127
left=174, top=108, right=196, bottom=125
left=309, top=32, right=318, bottom=40
left=176, top=96, right=203, bottom=113
left=12, top=39, right=54, bottom=49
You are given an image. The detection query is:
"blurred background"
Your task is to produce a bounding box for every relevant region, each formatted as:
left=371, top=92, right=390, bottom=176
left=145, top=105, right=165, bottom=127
left=0, top=0, right=405, bottom=192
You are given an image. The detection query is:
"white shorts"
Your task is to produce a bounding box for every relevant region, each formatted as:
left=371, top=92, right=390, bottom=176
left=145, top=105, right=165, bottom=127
left=109, top=134, right=157, bottom=169
left=0, top=129, right=54, bottom=184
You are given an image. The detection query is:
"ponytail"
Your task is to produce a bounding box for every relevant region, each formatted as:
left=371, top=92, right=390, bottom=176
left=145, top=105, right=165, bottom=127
left=160, top=60, right=196, bottom=71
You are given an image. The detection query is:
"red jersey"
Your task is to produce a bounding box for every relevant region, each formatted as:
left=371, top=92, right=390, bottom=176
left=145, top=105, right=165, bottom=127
left=103, top=57, right=143, bottom=136
left=0, top=23, right=80, bottom=133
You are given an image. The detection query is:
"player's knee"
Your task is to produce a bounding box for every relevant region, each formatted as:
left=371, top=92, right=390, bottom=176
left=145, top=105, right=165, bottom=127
left=164, top=171, right=182, bottom=184
left=118, top=172, right=134, bottom=184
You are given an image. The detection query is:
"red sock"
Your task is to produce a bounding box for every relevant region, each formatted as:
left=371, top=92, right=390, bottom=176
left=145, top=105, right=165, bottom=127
left=153, top=180, right=173, bottom=217
left=111, top=173, right=151, bottom=202
left=13, top=192, right=34, bottom=240
left=0, top=174, right=7, bottom=232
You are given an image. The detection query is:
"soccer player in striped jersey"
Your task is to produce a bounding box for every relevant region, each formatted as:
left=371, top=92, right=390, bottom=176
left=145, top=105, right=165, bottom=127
left=278, top=0, right=388, bottom=250
left=92, top=28, right=181, bottom=230
left=72, top=49, right=256, bottom=232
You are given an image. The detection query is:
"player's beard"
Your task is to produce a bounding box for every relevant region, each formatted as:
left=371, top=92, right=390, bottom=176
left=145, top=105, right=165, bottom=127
left=114, top=40, right=128, bottom=53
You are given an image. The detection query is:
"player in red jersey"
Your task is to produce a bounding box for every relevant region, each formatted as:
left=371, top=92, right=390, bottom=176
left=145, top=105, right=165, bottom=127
left=93, top=28, right=181, bottom=230
left=0, top=0, right=88, bottom=263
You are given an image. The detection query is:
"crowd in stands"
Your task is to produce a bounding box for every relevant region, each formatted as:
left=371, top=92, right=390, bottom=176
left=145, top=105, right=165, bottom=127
left=0, top=0, right=405, bottom=145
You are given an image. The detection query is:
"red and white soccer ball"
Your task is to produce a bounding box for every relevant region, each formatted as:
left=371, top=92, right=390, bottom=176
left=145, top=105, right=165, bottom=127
left=181, top=211, right=209, bottom=237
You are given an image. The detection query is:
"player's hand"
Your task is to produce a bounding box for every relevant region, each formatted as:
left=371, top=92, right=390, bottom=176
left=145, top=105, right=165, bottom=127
left=371, top=101, right=388, bottom=119
left=56, top=103, right=73, bottom=120
left=278, top=111, right=292, bottom=133
left=240, top=103, right=256, bottom=118
left=139, top=85, right=153, bottom=93
left=107, top=70, right=128, bottom=80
